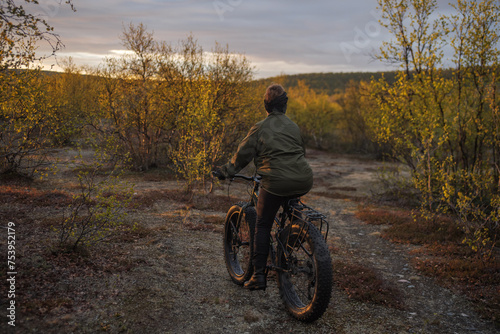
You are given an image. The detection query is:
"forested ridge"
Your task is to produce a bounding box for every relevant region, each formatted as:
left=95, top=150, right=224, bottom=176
left=43, top=69, right=396, bottom=96
left=260, top=71, right=398, bottom=95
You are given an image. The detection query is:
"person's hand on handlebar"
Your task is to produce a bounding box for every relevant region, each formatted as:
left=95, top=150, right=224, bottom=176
left=212, top=168, right=226, bottom=180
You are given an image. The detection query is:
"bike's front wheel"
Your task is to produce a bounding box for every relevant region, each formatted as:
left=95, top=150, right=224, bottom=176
left=223, top=203, right=256, bottom=285
left=277, top=222, right=333, bottom=322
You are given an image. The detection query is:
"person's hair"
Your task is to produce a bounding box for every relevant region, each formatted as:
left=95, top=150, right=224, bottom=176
left=264, top=84, right=285, bottom=103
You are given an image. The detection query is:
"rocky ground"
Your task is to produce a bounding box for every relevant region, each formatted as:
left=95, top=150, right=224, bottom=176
left=3, top=150, right=498, bottom=333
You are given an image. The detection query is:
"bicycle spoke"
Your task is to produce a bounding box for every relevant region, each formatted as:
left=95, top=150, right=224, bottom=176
left=298, top=242, right=313, bottom=257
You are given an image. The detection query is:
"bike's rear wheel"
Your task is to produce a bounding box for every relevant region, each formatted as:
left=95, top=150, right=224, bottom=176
left=277, top=222, right=333, bottom=322
left=223, top=203, right=256, bottom=285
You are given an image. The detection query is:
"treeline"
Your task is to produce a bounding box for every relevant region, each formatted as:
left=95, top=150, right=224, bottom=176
left=1, top=23, right=390, bottom=184
left=264, top=71, right=397, bottom=95
left=1, top=23, right=268, bottom=188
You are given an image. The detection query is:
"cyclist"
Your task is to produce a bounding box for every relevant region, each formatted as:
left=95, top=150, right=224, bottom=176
left=215, top=84, right=313, bottom=290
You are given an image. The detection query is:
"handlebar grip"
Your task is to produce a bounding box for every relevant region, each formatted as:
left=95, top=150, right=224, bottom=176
left=212, top=170, right=225, bottom=180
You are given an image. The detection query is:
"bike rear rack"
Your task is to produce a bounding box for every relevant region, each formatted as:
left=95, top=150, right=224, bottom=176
left=288, top=200, right=330, bottom=241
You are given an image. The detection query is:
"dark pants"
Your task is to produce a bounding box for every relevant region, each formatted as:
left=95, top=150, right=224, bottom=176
left=253, top=188, right=297, bottom=270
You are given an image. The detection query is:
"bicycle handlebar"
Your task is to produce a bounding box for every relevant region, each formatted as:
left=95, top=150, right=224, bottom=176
left=232, top=174, right=261, bottom=182
left=211, top=171, right=261, bottom=182
left=211, top=170, right=225, bottom=180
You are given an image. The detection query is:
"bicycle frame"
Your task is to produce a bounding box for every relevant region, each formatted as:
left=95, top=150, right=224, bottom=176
left=230, top=174, right=330, bottom=274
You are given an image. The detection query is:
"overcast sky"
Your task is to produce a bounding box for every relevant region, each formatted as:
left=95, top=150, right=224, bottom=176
left=35, top=0, right=455, bottom=78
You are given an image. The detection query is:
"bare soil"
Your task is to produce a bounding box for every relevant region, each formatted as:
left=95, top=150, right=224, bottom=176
left=1, top=149, right=498, bottom=334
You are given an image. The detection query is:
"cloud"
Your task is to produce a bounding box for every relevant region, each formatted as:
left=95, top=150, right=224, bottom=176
left=36, top=0, right=455, bottom=78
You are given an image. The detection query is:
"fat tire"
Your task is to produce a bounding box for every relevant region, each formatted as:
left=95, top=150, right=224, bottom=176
left=223, top=202, right=256, bottom=285
left=277, top=223, right=333, bottom=322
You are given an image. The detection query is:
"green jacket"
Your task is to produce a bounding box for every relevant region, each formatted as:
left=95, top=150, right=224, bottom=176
left=222, top=111, right=313, bottom=197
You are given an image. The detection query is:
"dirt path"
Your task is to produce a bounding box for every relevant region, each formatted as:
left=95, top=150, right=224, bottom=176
left=11, top=151, right=499, bottom=333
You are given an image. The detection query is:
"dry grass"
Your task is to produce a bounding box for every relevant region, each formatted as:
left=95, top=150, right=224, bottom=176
left=332, top=260, right=405, bottom=310
left=357, top=206, right=500, bottom=324
left=410, top=244, right=500, bottom=323
left=356, top=208, right=463, bottom=245
left=0, top=184, right=72, bottom=207
left=328, top=186, right=357, bottom=192
left=130, top=188, right=236, bottom=211
left=0, top=169, right=233, bottom=324
left=183, top=214, right=224, bottom=233
left=110, top=222, right=154, bottom=243
left=7, top=237, right=137, bottom=321
left=313, top=191, right=364, bottom=201
left=355, top=208, right=412, bottom=226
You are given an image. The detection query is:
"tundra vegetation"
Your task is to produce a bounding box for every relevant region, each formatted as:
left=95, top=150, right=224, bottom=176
left=0, top=0, right=498, bottom=327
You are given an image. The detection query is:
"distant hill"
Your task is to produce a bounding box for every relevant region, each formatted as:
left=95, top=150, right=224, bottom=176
left=37, top=69, right=398, bottom=96
left=259, top=71, right=398, bottom=95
